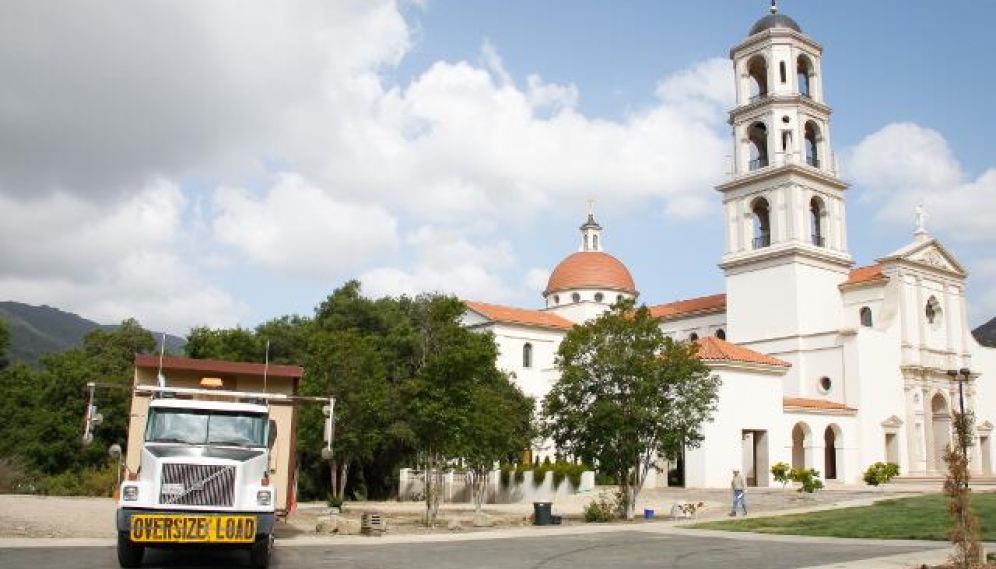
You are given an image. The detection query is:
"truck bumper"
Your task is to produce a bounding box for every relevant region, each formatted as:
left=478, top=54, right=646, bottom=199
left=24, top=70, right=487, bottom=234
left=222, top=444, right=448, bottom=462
left=116, top=508, right=275, bottom=538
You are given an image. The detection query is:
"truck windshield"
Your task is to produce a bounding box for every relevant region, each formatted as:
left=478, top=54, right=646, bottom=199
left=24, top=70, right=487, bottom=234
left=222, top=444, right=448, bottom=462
left=145, top=408, right=268, bottom=447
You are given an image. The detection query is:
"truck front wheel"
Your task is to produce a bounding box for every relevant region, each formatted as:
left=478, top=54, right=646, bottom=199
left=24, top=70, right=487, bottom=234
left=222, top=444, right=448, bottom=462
left=116, top=532, right=144, bottom=568
left=249, top=535, right=272, bottom=568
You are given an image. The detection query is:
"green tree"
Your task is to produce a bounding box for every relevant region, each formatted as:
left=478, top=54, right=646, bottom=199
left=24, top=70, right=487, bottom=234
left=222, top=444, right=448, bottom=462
left=184, top=326, right=261, bottom=361
left=463, top=378, right=534, bottom=513
left=300, top=329, right=390, bottom=501
left=0, top=317, right=9, bottom=370
left=397, top=294, right=510, bottom=525
left=0, top=320, right=155, bottom=478
left=542, top=300, right=720, bottom=519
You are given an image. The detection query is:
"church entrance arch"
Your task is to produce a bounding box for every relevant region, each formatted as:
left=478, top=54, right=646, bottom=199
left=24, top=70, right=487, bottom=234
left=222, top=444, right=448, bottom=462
left=791, top=422, right=812, bottom=470
left=824, top=424, right=842, bottom=480
left=931, top=393, right=952, bottom=472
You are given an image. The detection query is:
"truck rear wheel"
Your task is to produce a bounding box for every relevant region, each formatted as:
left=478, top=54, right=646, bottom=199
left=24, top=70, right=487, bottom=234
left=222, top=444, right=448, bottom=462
left=116, top=532, right=144, bottom=568
left=249, top=535, right=272, bottom=568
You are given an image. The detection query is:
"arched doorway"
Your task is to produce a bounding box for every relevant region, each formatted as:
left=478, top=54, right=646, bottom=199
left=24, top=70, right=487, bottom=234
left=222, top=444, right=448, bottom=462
left=791, top=422, right=811, bottom=470
left=824, top=425, right=842, bottom=480
left=931, top=393, right=952, bottom=472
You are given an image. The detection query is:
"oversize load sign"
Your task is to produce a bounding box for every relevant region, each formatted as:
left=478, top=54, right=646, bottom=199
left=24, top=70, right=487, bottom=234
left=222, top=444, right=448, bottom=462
left=130, top=515, right=256, bottom=543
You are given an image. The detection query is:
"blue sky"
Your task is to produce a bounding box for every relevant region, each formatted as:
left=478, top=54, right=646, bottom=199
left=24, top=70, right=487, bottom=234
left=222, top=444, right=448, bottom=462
left=1, top=1, right=994, bottom=334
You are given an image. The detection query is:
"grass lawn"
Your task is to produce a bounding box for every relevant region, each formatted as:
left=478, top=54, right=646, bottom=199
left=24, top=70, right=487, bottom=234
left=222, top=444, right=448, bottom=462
left=688, top=492, right=996, bottom=541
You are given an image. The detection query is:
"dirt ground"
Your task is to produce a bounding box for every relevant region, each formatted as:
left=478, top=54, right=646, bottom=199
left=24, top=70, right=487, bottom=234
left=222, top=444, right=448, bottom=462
left=0, top=485, right=926, bottom=539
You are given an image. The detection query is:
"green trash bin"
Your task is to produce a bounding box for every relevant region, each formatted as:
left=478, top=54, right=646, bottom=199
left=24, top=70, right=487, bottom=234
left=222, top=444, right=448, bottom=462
left=533, top=502, right=553, bottom=526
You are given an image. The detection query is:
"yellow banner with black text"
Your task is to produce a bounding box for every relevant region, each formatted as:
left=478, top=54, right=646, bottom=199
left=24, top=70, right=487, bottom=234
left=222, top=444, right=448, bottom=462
left=130, top=515, right=256, bottom=543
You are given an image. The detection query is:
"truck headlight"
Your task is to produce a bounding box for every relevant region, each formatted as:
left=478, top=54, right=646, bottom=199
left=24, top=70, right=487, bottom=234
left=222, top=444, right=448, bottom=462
left=122, top=485, right=139, bottom=501
left=256, top=490, right=272, bottom=506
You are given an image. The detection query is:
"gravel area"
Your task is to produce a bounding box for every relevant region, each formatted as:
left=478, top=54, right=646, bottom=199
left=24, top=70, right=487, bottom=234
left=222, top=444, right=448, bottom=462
left=0, top=485, right=930, bottom=539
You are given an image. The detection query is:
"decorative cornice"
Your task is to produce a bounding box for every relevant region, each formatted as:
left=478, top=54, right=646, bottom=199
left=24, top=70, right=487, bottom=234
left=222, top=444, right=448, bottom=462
left=729, top=95, right=832, bottom=124
left=716, top=163, right=848, bottom=193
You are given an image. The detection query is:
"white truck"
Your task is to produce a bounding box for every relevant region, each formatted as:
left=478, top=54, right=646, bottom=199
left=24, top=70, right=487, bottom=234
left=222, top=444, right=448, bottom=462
left=116, top=395, right=278, bottom=567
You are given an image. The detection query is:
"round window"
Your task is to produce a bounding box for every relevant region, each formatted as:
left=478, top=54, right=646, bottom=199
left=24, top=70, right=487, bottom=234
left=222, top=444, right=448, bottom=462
left=818, top=376, right=832, bottom=393
left=594, top=292, right=604, bottom=302
left=782, top=115, right=790, bottom=124
left=572, top=292, right=581, bottom=303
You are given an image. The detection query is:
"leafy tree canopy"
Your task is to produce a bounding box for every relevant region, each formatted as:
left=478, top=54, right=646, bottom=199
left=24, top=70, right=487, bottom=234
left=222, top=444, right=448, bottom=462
left=542, top=299, right=720, bottom=518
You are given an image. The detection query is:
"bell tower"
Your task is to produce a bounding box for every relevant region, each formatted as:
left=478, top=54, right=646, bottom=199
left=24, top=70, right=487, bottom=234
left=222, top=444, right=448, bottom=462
left=718, top=2, right=853, bottom=344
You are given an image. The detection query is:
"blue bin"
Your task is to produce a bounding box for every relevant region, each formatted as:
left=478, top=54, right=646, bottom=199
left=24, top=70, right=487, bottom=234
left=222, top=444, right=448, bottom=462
left=644, top=508, right=655, bottom=520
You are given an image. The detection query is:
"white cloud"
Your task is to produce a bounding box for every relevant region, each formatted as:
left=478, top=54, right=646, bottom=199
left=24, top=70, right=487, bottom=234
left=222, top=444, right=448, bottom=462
left=212, top=173, right=399, bottom=280
left=846, top=123, right=996, bottom=240
left=0, top=181, right=241, bottom=332
left=360, top=226, right=520, bottom=302
left=0, top=1, right=742, bottom=332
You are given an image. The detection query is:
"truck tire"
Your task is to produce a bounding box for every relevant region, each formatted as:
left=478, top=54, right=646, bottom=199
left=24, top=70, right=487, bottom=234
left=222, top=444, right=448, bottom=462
left=116, top=532, right=144, bottom=568
left=249, top=535, right=272, bottom=568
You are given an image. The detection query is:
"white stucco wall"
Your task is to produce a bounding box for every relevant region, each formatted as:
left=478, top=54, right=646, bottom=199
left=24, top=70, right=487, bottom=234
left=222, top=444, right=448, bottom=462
left=685, top=365, right=785, bottom=488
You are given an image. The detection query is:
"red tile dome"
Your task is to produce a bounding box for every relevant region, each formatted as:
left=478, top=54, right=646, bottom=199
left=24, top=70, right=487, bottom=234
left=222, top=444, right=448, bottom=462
left=545, top=251, right=637, bottom=296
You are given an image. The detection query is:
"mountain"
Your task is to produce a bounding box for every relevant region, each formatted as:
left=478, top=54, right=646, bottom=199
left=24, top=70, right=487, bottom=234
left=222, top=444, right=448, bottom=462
left=974, top=317, right=996, bottom=348
left=0, top=301, right=185, bottom=367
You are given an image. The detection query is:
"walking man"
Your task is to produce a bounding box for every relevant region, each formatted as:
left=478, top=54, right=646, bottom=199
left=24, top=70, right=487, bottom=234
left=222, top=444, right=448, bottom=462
left=729, top=468, right=747, bottom=517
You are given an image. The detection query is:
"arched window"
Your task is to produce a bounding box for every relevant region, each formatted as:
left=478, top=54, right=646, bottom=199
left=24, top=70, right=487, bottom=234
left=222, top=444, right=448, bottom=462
left=715, top=329, right=726, bottom=340
left=572, top=292, right=581, bottom=303
left=594, top=292, right=604, bottom=302
left=804, top=121, right=820, bottom=168
left=616, top=294, right=623, bottom=303
left=751, top=197, right=771, bottom=249
left=747, top=55, right=768, bottom=102
left=926, top=296, right=942, bottom=328
left=522, top=343, right=533, bottom=368
left=689, top=332, right=699, bottom=342
left=592, top=235, right=599, bottom=250
left=797, top=55, right=812, bottom=97
left=810, top=196, right=825, bottom=247
left=859, top=307, right=873, bottom=327
left=779, top=61, right=787, bottom=84
left=553, top=295, right=560, bottom=305
left=748, top=122, right=769, bottom=171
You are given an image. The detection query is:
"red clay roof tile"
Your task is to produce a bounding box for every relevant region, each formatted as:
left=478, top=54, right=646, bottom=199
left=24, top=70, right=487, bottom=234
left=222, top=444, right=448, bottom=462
left=843, top=264, right=886, bottom=286
left=649, top=294, right=727, bottom=319
left=783, top=397, right=856, bottom=411
left=545, top=252, right=637, bottom=295
left=465, top=301, right=575, bottom=330
left=695, top=336, right=790, bottom=367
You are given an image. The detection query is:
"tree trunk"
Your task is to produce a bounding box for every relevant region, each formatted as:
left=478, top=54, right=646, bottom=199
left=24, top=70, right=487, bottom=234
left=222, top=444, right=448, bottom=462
left=329, top=458, right=338, bottom=500
left=337, top=456, right=351, bottom=500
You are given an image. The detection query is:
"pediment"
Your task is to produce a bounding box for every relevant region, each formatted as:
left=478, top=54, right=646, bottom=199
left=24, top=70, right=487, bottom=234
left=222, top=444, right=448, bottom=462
left=881, top=415, right=904, bottom=429
left=979, top=420, right=994, bottom=433
left=877, top=238, right=967, bottom=277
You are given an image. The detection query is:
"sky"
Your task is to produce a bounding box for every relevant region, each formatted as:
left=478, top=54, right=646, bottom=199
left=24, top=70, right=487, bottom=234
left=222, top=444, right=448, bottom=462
left=1, top=0, right=995, bottom=335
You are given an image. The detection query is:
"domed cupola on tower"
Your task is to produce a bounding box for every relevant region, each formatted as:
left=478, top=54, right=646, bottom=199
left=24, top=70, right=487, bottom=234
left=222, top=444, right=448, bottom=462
left=544, top=207, right=637, bottom=310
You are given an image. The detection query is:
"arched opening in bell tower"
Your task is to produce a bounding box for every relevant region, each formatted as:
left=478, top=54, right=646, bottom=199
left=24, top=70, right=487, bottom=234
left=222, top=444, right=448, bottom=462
left=797, top=54, right=814, bottom=98
left=747, top=55, right=768, bottom=102
left=809, top=196, right=825, bottom=247
left=804, top=121, right=821, bottom=168
left=748, top=122, right=769, bottom=171
left=751, top=197, right=771, bottom=249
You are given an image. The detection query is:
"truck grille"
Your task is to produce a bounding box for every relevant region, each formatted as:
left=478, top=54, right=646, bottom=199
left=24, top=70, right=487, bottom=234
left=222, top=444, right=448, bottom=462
left=159, top=464, right=236, bottom=507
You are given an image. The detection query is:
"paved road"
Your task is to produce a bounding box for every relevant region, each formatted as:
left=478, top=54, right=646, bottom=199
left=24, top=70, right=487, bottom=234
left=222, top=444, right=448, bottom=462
left=0, top=530, right=945, bottom=569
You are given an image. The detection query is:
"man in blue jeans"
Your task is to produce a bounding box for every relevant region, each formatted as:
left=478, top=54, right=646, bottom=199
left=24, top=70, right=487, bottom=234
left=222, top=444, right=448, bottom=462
left=729, top=468, right=747, bottom=517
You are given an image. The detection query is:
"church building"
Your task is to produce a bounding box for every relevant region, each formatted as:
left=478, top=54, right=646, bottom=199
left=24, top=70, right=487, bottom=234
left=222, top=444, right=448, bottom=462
left=461, top=4, right=996, bottom=488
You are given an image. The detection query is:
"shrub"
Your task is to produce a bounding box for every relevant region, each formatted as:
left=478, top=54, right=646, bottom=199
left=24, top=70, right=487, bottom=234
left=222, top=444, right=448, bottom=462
left=789, top=467, right=824, bottom=493
left=499, top=464, right=513, bottom=488
left=327, top=494, right=344, bottom=509
left=40, top=461, right=118, bottom=497
left=552, top=463, right=567, bottom=489
left=514, top=463, right=527, bottom=485
left=0, top=456, right=32, bottom=494
left=583, top=490, right=624, bottom=522
left=533, top=457, right=553, bottom=488
left=862, top=462, right=900, bottom=486
left=771, top=462, right=791, bottom=488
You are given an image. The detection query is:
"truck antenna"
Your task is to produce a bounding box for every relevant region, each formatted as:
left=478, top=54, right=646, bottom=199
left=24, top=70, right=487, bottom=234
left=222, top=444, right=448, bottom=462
left=156, top=333, right=167, bottom=389
left=263, top=340, right=270, bottom=395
